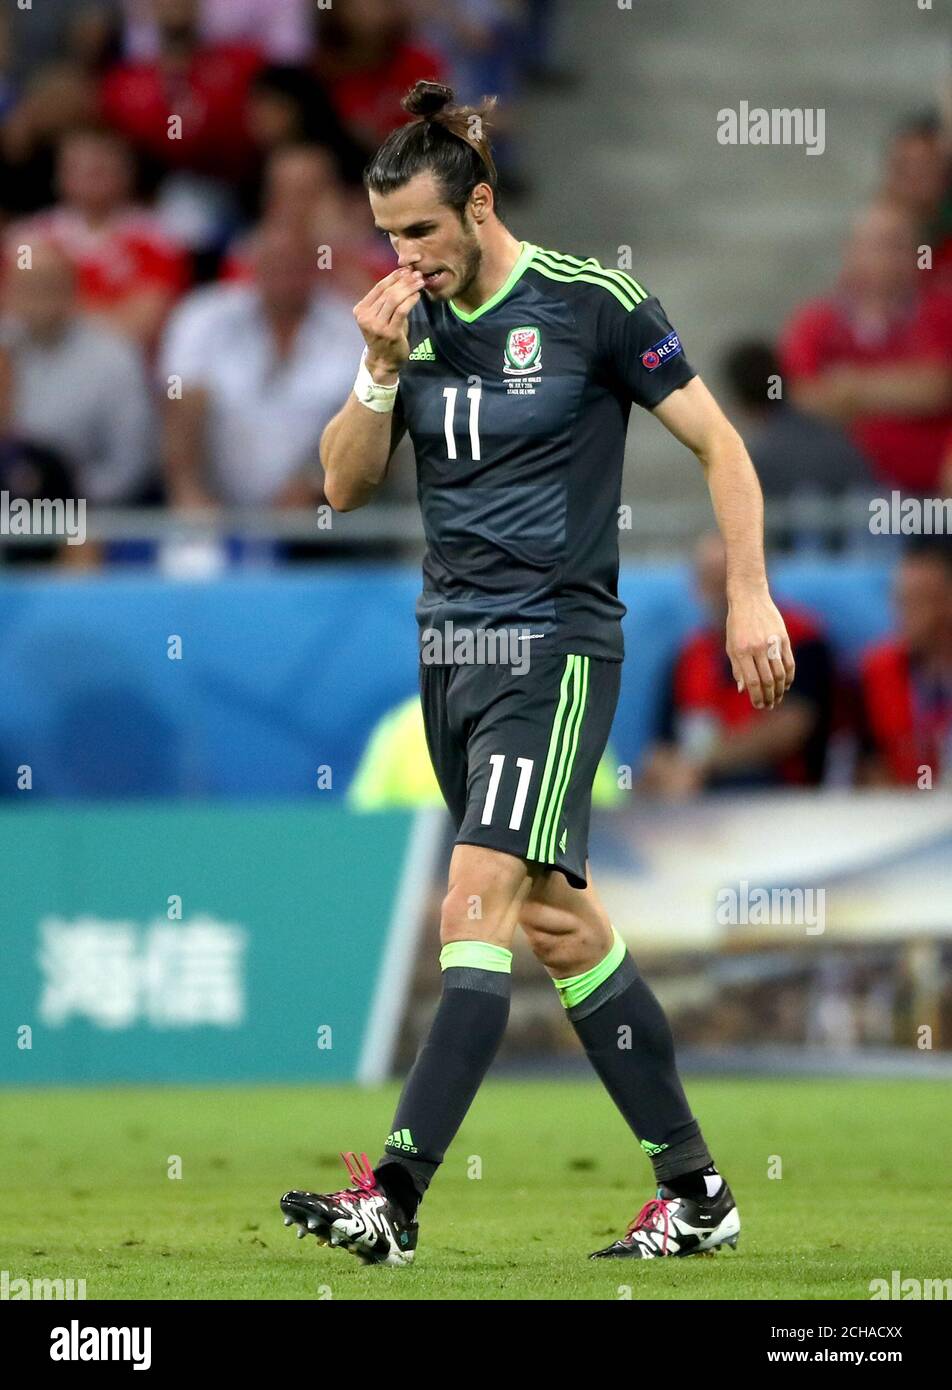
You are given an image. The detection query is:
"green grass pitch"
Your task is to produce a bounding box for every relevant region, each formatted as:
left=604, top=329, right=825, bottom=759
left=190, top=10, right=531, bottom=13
left=1, top=1078, right=948, bottom=1300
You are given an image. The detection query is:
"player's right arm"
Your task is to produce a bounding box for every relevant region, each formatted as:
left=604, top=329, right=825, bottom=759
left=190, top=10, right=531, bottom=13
left=320, top=267, right=424, bottom=511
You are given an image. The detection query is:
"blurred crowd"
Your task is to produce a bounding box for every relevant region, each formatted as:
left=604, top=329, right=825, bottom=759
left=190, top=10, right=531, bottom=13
left=640, top=530, right=952, bottom=795
left=0, top=0, right=561, bottom=563
left=670, top=110, right=952, bottom=796
left=0, top=3, right=949, bottom=553
left=668, top=940, right=952, bottom=1053
left=0, top=2, right=950, bottom=792
left=725, top=109, right=952, bottom=527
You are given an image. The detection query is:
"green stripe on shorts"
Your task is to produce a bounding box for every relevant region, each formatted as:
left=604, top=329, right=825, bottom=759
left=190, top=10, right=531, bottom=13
left=527, top=655, right=590, bottom=865
left=543, top=655, right=589, bottom=862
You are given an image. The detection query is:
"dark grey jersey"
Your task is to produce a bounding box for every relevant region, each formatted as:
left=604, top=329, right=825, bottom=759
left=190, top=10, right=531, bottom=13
left=392, top=241, right=696, bottom=661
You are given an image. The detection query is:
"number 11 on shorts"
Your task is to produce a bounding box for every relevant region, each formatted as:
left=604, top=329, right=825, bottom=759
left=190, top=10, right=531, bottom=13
left=481, top=754, right=534, bottom=830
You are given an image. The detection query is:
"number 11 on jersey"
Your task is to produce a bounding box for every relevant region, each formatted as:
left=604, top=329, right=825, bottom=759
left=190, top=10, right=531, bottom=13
left=442, top=385, right=482, bottom=461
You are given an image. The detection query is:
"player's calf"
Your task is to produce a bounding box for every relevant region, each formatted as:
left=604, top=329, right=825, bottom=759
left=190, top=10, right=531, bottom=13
left=523, top=871, right=727, bottom=1247
left=369, top=845, right=536, bottom=1232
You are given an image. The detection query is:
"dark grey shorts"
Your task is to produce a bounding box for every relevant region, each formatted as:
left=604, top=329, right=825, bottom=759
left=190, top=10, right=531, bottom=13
left=420, top=651, right=620, bottom=888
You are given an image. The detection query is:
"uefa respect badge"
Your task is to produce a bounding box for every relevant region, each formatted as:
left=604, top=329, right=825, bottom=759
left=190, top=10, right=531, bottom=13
left=640, top=329, right=682, bottom=371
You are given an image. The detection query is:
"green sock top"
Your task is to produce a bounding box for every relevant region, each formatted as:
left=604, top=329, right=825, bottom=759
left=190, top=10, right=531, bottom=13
left=552, top=926, right=626, bottom=1009
left=439, top=940, right=513, bottom=973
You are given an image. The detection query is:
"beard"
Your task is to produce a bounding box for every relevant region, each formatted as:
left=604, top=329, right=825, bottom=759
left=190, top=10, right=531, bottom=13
left=431, top=221, right=482, bottom=300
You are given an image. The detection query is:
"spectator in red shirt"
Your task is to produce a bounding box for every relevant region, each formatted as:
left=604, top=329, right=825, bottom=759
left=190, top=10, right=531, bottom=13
left=858, top=537, right=952, bottom=787
left=314, top=0, right=446, bottom=151
left=13, top=126, right=189, bottom=353
left=99, top=0, right=262, bottom=182
left=779, top=201, right=952, bottom=495
left=641, top=533, right=834, bottom=797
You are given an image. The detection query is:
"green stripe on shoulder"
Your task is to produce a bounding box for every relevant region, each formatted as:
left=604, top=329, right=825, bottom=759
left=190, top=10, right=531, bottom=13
left=532, top=246, right=648, bottom=306
left=531, top=256, right=637, bottom=311
left=539, top=247, right=648, bottom=302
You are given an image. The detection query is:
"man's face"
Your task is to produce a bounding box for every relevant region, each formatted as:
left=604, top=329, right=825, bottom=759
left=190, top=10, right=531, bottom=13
left=369, top=173, right=483, bottom=302
left=884, top=133, right=948, bottom=215
left=254, top=229, right=317, bottom=315
left=152, top=0, right=198, bottom=40
left=265, top=148, right=336, bottom=220
left=896, top=557, right=952, bottom=655
left=58, top=135, right=129, bottom=214
left=340, top=0, right=397, bottom=42
left=841, top=204, right=917, bottom=299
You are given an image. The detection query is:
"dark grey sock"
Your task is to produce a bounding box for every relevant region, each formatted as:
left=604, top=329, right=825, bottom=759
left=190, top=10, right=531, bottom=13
left=375, top=964, right=511, bottom=1218
left=567, top=954, right=713, bottom=1185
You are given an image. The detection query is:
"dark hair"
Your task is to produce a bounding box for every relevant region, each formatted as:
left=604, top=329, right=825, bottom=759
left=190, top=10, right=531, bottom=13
left=890, top=108, right=944, bottom=144
left=58, top=122, right=130, bottom=157
left=723, top=339, right=781, bottom=410
left=363, top=80, right=500, bottom=218
left=249, top=65, right=367, bottom=184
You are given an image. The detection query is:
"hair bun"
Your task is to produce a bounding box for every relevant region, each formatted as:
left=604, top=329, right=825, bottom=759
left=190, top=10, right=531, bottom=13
left=403, top=80, right=455, bottom=119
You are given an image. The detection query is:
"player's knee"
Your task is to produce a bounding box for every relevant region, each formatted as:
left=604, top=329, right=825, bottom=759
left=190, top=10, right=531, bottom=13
left=439, top=881, right=504, bottom=945
left=439, top=846, right=528, bottom=945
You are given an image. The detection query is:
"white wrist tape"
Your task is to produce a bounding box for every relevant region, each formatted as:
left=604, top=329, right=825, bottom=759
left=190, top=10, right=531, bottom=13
left=354, top=348, right=399, bottom=413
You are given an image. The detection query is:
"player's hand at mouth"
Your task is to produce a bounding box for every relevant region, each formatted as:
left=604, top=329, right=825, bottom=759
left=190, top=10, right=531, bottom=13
left=353, top=266, right=425, bottom=383
left=725, top=590, right=796, bottom=710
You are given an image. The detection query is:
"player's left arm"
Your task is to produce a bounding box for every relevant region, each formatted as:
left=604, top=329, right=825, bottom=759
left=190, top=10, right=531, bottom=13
left=652, top=376, right=795, bottom=710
